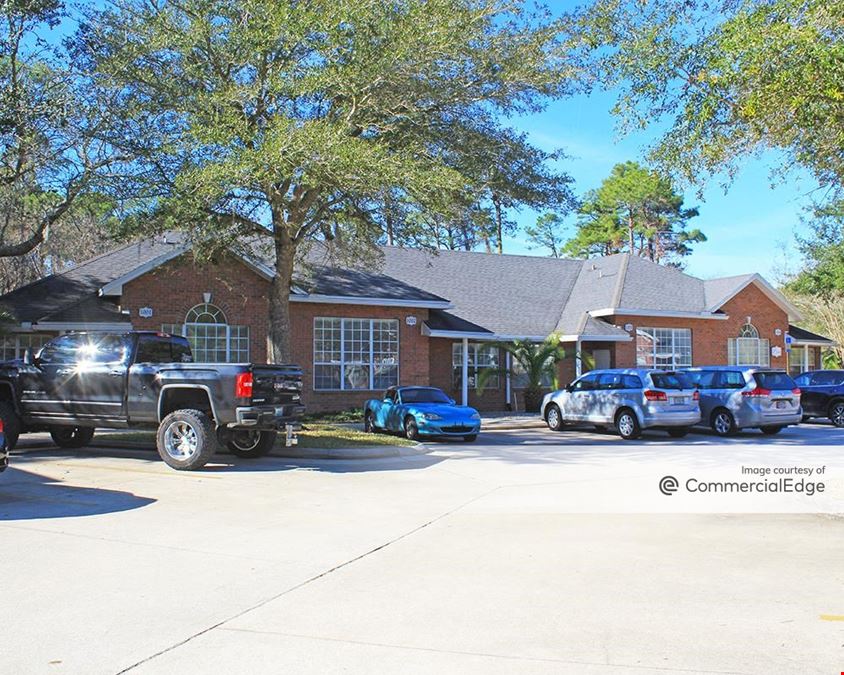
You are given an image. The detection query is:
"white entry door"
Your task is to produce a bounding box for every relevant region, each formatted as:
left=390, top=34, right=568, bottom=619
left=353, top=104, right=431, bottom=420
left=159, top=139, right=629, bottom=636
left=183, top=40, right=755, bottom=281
left=592, top=349, right=611, bottom=370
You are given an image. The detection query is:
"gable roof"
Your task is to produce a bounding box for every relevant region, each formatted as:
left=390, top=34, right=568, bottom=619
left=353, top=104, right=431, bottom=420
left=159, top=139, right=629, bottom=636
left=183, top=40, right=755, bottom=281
left=0, top=237, right=185, bottom=327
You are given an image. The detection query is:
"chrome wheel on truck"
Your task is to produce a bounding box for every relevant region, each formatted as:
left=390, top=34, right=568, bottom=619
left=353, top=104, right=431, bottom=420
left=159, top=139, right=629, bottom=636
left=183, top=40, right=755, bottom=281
left=226, top=429, right=277, bottom=458
left=157, top=409, right=217, bottom=470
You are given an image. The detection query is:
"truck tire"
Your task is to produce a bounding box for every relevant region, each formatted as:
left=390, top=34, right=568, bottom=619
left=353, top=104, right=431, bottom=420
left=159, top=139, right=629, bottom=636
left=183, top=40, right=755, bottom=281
left=0, top=401, right=21, bottom=450
left=157, top=409, right=218, bottom=470
left=50, top=426, right=95, bottom=449
left=226, top=429, right=277, bottom=458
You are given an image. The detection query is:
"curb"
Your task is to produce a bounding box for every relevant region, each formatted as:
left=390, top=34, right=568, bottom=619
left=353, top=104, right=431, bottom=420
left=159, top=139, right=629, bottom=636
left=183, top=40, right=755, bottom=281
left=86, top=440, right=431, bottom=461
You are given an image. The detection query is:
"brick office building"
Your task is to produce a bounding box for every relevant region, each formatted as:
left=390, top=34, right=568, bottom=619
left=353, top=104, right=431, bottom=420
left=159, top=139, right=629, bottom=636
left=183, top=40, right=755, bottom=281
left=0, top=234, right=832, bottom=412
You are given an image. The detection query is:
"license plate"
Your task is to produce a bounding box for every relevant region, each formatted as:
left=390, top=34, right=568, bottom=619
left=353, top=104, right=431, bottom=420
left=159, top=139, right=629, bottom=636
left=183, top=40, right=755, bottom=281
left=671, top=397, right=688, bottom=405
left=775, top=400, right=789, bottom=410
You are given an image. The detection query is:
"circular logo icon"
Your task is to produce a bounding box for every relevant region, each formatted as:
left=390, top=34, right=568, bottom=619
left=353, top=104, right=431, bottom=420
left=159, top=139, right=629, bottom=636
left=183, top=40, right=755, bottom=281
left=659, top=475, right=679, bottom=496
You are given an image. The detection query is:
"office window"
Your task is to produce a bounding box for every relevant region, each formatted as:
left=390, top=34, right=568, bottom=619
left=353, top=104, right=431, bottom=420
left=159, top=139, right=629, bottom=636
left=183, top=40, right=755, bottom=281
left=162, top=303, right=250, bottom=363
left=313, top=318, right=399, bottom=390
left=636, top=328, right=692, bottom=368
left=727, top=324, right=770, bottom=367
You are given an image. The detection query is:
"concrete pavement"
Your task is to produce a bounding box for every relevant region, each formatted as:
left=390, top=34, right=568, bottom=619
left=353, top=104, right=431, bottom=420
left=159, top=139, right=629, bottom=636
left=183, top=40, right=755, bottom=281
left=1, top=424, right=842, bottom=674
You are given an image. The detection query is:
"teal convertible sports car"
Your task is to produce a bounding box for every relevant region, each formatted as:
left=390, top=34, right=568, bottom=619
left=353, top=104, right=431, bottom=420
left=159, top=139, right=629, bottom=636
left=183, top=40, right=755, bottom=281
left=364, top=386, right=481, bottom=442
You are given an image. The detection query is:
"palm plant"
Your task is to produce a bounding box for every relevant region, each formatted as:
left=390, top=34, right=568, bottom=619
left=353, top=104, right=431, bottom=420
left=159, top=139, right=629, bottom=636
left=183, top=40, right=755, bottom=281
left=478, top=337, right=567, bottom=412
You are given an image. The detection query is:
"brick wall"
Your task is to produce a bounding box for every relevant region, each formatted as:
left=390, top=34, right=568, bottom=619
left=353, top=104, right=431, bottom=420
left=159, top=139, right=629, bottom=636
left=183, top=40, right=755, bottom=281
left=122, top=253, right=272, bottom=362
left=121, top=253, right=431, bottom=413
left=611, top=282, right=790, bottom=369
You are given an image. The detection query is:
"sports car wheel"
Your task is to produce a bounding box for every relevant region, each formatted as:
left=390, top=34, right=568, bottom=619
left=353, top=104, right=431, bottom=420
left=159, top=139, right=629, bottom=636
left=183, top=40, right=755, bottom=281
left=404, top=416, right=420, bottom=441
left=364, top=411, right=377, bottom=433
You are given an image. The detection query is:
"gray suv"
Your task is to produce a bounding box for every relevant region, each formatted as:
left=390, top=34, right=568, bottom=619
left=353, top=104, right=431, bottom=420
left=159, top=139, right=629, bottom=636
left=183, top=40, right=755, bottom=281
left=541, top=368, right=701, bottom=440
left=682, top=367, right=802, bottom=436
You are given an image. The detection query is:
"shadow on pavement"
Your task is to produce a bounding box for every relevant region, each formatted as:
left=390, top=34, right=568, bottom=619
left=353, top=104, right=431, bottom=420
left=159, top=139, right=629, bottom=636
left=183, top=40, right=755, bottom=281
left=0, top=466, right=156, bottom=521
left=10, top=444, right=446, bottom=475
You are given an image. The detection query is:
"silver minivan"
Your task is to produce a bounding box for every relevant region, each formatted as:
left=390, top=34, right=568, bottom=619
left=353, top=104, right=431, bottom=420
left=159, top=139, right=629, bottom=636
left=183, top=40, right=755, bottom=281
left=541, top=368, right=701, bottom=440
left=682, top=367, right=802, bottom=436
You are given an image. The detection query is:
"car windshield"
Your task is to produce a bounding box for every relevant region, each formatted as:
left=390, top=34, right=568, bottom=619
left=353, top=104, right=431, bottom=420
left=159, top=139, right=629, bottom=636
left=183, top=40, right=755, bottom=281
left=401, top=388, right=451, bottom=404
left=650, top=372, right=693, bottom=390
left=754, top=372, right=797, bottom=390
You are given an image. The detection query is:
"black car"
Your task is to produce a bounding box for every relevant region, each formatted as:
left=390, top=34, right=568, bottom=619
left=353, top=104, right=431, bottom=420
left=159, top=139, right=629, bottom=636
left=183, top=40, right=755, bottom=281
left=793, top=370, right=844, bottom=427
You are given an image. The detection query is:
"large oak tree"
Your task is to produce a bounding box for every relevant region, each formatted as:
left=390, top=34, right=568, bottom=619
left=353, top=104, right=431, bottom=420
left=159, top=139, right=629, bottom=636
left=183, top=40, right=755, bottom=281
left=82, top=0, right=572, bottom=362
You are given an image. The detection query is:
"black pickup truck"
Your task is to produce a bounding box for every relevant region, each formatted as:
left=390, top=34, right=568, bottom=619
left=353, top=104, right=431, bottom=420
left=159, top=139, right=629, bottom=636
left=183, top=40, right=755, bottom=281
left=0, top=331, right=304, bottom=470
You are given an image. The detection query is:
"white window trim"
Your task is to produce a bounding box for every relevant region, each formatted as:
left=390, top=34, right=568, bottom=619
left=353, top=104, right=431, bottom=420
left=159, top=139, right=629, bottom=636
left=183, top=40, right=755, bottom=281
left=312, top=317, right=400, bottom=391
left=163, top=306, right=250, bottom=363
left=636, top=327, right=693, bottom=369
left=730, top=336, right=770, bottom=367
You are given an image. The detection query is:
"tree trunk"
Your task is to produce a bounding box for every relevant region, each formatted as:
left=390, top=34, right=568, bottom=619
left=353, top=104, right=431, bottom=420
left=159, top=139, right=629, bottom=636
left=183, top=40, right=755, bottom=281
left=267, top=228, right=296, bottom=364
left=494, top=195, right=504, bottom=254
left=627, top=208, right=635, bottom=254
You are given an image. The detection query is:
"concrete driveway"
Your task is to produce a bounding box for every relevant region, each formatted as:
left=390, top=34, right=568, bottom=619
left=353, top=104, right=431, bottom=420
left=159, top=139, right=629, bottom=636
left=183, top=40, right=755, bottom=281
left=1, top=425, right=842, bottom=674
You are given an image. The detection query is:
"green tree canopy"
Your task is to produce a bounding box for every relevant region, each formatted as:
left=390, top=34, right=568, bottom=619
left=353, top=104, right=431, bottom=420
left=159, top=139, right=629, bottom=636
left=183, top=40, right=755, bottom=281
left=525, top=212, right=567, bottom=258
left=0, top=0, right=125, bottom=261
left=565, top=0, right=844, bottom=195
left=83, top=0, right=573, bottom=361
left=564, top=161, right=704, bottom=266
left=789, top=200, right=844, bottom=297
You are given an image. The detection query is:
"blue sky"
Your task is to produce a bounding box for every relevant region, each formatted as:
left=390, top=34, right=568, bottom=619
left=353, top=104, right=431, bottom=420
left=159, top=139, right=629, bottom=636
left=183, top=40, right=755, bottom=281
left=502, top=86, right=816, bottom=283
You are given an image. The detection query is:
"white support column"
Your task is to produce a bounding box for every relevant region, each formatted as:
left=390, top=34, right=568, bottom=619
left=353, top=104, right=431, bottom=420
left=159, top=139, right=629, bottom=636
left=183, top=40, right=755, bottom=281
left=803, top=345, right=809, bottom=373
left=505, top=351, right=512, bottom=408
left=461, top=338, right=469, bottom=407
left=575, top=338, right=582, bottom=377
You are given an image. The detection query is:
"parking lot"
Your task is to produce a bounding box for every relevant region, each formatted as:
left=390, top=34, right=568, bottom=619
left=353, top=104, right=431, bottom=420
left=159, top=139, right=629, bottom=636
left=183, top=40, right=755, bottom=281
left=2, top=423, right=843, bottom=674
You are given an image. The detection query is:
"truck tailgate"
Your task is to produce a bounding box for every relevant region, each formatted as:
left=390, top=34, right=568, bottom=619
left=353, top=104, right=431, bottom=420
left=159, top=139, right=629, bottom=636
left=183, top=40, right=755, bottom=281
left=251, top=365, right=303, bottom=406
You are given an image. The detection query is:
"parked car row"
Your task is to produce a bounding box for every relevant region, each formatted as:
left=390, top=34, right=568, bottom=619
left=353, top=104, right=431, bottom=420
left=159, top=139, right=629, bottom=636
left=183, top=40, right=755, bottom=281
left=541, top=366, right=805, bottom=440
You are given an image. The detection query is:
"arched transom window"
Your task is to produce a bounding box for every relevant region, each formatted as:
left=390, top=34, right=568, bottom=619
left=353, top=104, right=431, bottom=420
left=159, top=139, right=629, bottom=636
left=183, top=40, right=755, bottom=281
left=162, top=303, right=250, bottom=363
left=730, top=323, right=769, bottom=366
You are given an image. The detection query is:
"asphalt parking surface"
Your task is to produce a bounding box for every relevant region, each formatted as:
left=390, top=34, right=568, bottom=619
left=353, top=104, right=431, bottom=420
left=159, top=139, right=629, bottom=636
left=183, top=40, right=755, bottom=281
left=1, top=423, right=842, bottom=674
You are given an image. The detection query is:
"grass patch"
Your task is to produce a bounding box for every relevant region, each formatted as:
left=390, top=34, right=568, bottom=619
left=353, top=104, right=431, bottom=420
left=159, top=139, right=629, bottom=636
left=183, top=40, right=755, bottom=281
left=95, top=425, right=415, bottom=450
left=297, top=424, right=416, bottom=449
left=302, top=408, right=363, bottom=424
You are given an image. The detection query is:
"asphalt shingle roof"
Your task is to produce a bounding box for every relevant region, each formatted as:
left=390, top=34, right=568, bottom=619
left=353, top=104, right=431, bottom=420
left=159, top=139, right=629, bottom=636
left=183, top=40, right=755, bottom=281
left=788, top=324, right=835, bottom=344
left=0, top=232, right=813, bottom=342
left=376, top=246, right=581, bottom=337
left=0, top=237, right=183, bottom=324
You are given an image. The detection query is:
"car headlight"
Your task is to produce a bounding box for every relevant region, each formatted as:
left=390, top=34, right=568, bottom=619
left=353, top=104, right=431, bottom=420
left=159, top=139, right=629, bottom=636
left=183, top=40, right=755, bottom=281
left=423, top=413, right=442, bottom=420
left=470, top=412, right=481, bottom=420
